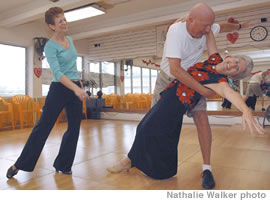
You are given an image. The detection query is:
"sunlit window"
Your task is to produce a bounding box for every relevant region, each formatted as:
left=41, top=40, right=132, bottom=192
left=0, top=44, right=25, bottom=97
left=142, top=68, right=150, bottom=93
left=124, top=65, right=131, bottom=94
left=101, top=62, right=115, bottom=94
left=42, top=85, right=50, bottom=97
left=76, top=56, right=83, bottom=79
left=77, top=56, right=82, bottom=72
left=151, top=69, right=158, bottom=93
left=133, top=66, right=141, bottom=93
left=42, top=57, right=50, bottom=68
left=89, top=62, right=100, bottom=95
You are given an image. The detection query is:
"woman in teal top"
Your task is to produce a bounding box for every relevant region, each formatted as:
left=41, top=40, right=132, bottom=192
left=6, top=7, right=89, bottom=179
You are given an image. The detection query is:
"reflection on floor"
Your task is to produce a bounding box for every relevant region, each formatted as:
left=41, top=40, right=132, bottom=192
left=0, top=119, right=269, bottom=190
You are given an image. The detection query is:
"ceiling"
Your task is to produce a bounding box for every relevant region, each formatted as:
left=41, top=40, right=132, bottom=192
left=1, top=0, right=270, bottom=61
left=1, top=0, right=270, bottom=38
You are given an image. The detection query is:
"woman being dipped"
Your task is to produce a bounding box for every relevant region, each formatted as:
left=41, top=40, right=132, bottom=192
left=107, top=30, right=264, bottom=180
left=6, top=7, right=89, bottom=178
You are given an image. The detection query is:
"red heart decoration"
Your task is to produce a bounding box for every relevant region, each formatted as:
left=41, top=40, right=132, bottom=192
left=120, top=75, right=124, bottom=82
left=34, top=67, right=42, bottom=78
left=227, top=17, right=239, bottom=24
left=226, top=32, right=239, bottom=44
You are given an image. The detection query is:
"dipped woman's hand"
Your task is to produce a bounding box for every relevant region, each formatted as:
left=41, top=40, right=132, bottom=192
left=242, top=109, right=264, bottom=135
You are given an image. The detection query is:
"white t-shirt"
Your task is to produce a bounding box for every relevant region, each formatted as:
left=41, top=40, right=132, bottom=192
left=249, top=72, right=264, bottom=84
left=160, top=22, right=220, bottom=78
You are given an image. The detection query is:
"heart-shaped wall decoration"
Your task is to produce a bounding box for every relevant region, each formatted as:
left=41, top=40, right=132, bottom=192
left=120, top=75, right=124, bottom=82
left=34, top=67, right=42, bottom=78
left=227, top=17, right=239, bottom=24
left=226, top=32, right=239, bottom=44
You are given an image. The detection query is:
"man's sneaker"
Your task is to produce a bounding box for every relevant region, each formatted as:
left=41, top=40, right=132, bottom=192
left=202, top=170, right=216, bottom=189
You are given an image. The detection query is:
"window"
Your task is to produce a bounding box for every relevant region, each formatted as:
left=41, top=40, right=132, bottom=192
left=151, top=69, right=158, bottom=93
left=132, top=66, right=141, bottom=93
left=101, top=62, right=115, bottom=94
left=42, top=85, right=50, bottom=96
left=0, top=44, right=25, bottom=97
left=142, top=68, right=150, bottom=93
left=124, top=65, right=159, bottom=94
left=89, top=62, right=100, bottom=95
left=42, top=57, right=50, bottom=68
left=124, top=65, right=131, bottom=94
left=77, top=56, right=83, bottom=79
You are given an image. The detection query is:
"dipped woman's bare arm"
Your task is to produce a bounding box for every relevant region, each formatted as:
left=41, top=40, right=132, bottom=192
left=206, top=82, right=264, bottom=135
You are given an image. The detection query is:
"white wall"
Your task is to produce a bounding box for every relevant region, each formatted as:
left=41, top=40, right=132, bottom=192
left=0, top=22, right=49, bottom=47
left=74, top=39, right=89, bottom=55
left=87, top=27, right=157, bottom=61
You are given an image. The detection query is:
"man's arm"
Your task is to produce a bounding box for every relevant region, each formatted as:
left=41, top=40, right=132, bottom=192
left=219, top=21, right=252, bottom=33
left=206, top=30, right=218, bottom=56
left=169, top=58, right=215, bottom=98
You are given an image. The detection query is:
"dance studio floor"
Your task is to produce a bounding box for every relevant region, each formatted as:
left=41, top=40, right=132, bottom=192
left=0, top=117, right=270, bottom=190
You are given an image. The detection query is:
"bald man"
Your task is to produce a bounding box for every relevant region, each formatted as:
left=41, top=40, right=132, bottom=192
left=152, top=3, right=251, bottom=189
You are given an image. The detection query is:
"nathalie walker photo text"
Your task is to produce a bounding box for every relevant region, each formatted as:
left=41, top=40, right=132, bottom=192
left=167, top=191, right=267, bottom=200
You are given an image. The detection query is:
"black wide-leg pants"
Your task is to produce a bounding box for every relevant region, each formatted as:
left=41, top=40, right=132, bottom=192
left=15, top=81, right=83, bottom=172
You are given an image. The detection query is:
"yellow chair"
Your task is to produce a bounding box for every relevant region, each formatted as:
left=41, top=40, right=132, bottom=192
left=0, top=97, right=15, bottom=129
left=104, top=95, right=112, bottom=106
left=120, top=95, right=132, bottom=110
left=56, top=100, right=88, bottom=122
left=111, top=94, right=121, bottom=109
left=82, top=100, right=87, bottom=120
left=12, top=95, right=41, bottom=129
left=38, top=97, right=64, bottom=124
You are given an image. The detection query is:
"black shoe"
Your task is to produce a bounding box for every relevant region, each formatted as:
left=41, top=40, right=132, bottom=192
left=262, top=108, right=266, bottom=112
left=6, top=165, right=19, bottom=179
left=55, top=168, right=72, bottom=175
left=57, top=170, right=72, bottom=175
left=202, top=170, right=215, bottom=189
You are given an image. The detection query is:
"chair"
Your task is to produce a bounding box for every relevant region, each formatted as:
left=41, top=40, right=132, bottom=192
left=111, top=94, right=121, bottom=109
left=120, top=95, right=132, bottom=110
left=56, top=100, right=88, bottom=122
left=12, top=95, right=41, bottom=129
left=0, top=97, right=15, bottom=129
left=82, top=100, right=87, bottom=120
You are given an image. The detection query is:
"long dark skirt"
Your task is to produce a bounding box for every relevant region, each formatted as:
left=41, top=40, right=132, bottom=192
left=128, top=85, right=186, bottom=180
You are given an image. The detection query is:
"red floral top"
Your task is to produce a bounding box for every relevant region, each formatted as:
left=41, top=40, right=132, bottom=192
left=163, top=53, right=228, bottom=110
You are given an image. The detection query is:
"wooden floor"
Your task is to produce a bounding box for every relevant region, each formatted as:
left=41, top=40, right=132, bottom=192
left=0, top=119, right=270, bottom=190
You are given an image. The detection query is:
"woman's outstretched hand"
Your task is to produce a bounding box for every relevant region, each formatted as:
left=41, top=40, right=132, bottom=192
left=242, top=109, right=264, bottom=135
